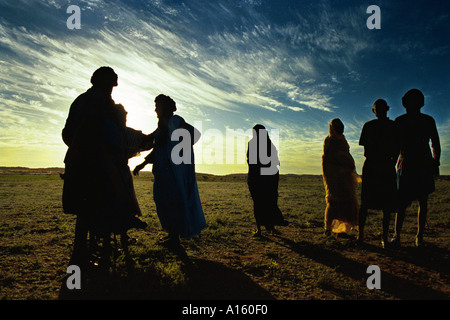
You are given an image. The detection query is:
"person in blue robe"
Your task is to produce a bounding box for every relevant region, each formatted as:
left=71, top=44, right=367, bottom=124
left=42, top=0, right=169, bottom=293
left=134, top=94, right=206, bottom=246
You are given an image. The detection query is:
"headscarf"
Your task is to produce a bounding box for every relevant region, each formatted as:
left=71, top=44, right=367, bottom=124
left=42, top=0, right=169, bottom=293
left=328, top=118, right=344, bottom=137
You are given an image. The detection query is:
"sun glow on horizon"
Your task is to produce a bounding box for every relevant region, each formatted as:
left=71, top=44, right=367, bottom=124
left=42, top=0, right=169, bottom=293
left=0, top=1, right=448, bottom=175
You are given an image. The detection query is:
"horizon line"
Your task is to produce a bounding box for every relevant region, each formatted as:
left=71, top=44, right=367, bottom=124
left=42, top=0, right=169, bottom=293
left=1, top=166, right=449, bottom=179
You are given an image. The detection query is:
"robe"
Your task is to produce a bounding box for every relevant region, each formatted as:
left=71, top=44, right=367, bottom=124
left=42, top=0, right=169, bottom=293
left=322, top=132, right=359, bottom=233
left=62, top=94, right=148, bottom=235
left=247, top=134, right=285, bottom=229
left=151, top=115, right=206, bottom=238
left=99, top=118, right=147, bottom=234
left=62, top=87, right=115, bottom=221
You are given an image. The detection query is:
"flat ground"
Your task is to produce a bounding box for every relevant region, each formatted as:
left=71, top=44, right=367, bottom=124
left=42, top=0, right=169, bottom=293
left=0, top=168, right=449, bottom=300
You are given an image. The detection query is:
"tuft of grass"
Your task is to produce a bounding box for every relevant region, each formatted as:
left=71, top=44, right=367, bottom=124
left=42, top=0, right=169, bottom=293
left=154, top=261, right=187, bottom=288
left=316, top=273, right=335, bottom=290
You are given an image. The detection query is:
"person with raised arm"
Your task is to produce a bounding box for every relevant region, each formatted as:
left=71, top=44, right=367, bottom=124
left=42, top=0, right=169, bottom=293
left=134, top=94, right=206, bottom=246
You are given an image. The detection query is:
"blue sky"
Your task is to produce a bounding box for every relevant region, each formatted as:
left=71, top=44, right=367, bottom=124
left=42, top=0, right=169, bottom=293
left=0, top=0, right=449, bottom=175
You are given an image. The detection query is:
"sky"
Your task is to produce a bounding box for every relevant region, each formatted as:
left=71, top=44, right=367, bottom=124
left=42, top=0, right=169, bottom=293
left=0, top=0, right=449, bottom=175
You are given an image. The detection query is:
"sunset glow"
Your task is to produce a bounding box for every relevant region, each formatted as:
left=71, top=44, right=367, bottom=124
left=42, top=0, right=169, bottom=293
left=1, top=0, right=448, bottom=175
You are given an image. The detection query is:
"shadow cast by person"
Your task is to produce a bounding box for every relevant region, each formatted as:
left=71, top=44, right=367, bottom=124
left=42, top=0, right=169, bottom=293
left=59, top=235, right=136, bottom=300
left=59, top=255, right=274, bottom=300
left=159, top=237, right=190, bottom=262
left=364, top=240, right=450, bottom=276
left=270, top=235, right=449, bottom=299
left=178, top=258, right=275, bottom=300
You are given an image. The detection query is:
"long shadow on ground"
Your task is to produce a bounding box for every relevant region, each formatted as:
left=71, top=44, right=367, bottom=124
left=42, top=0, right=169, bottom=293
left=271, top=235, right=449, bottom=300
left=59, top=248, right=274, bottom=300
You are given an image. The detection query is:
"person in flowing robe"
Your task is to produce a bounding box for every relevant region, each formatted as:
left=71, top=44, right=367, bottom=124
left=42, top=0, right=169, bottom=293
left=247, top=124, right=287, bottom=237
left=392, top=89, right=441, bottom=247
left=62, top=66, right=119, bottom=263
left=322, top=118, right=359, bottom=236
left=358, top=99, right=399, bottom=247
left=99, top=103, right=152, bottom=248
left=62, top=67, right=150, bottom=264
left=134, top=94, right=206, bottom=246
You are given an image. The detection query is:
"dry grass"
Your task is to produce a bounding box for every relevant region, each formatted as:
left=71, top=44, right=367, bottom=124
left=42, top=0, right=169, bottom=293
left=0, top=169, right=449, bottom=300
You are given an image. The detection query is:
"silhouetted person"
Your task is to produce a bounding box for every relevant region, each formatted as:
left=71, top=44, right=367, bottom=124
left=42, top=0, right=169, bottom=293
left=357, top=99, right=399, bottom=247
left=392, top=89, right=441, bottom=247
left=101, top=103, right=152, bottom=250
left=247, top=124, right=287, bottom=237
left=322, top=119, right=359, bottom=236
left=134, top=94, right=206, bottom=246
left=62, top=67, right=149, bottom=265
left=62, top=66, right=118, bottom=264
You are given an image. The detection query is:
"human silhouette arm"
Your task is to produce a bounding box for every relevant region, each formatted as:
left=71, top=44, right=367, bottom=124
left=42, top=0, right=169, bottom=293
left=133, top=162, right=146, bottom=176
left=133, top=159, right=148, bottom=176
left=390, top=123, right=401, bottom=167
left=140, top=132, right=155, bottom=151
left=430, top=120, right=441, bottom=178
left=133, top=150, right=154, bottom=176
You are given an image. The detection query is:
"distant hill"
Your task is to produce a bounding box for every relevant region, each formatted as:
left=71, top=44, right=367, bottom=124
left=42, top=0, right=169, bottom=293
left=2, top=166, right=446, bottom=181
left=0, top=167, right=65, bottom=175
left=0, top=166, right=319, bottom=181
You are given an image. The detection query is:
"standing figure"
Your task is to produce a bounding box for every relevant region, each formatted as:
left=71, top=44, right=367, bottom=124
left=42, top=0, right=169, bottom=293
left=100, top=103, right=152, bottom=249
left=62, top=67, right=150, bottom=265
left=358, top=99, right=399, bottom=247
left=134, top=94, right=206, bottom=246
left=62, top=66, right=120, bottom=264
left=247, top=124, right=287, bottom=237
left=322, top=119, right=359, bottom=236
left=393, top=89, right=441, bottom=247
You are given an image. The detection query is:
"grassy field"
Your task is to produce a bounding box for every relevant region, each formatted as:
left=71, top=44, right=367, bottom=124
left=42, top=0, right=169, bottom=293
left=0, top=167, right=449, bottom=300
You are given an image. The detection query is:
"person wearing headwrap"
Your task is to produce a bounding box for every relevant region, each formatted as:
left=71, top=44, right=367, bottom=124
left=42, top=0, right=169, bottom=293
left=247, top=124, right=287, bottom=237
left=322, top=118, right=359, bottom=236
left=134, top=94, right=206, bottom=246
left=100, top=103, right=151, bottom=241
left=62, top=67, right=149, bottom=264
left=392, top=89, right=441, bottom=247
left=358, top=99, right=399, bottom=247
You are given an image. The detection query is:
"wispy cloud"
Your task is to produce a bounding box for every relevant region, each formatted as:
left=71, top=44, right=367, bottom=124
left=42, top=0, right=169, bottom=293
left=0, top=0, right=448, bottom=174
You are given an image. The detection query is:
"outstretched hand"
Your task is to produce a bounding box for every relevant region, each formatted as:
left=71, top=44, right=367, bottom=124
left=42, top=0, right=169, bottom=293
left=133, top=164, right=144, bottom=176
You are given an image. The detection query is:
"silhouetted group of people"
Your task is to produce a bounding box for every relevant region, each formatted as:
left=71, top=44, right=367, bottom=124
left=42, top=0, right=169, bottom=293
left=62, top=67, right=441, bottom=267
left=62, top=67, right=206, bottom=265
left=322, top=90, right=441, bottom=248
